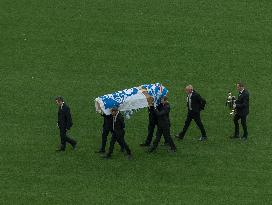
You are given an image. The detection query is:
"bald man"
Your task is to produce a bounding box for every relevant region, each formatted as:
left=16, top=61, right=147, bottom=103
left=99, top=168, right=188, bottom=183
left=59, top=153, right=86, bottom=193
left=176, top=85, right=207, bottom=141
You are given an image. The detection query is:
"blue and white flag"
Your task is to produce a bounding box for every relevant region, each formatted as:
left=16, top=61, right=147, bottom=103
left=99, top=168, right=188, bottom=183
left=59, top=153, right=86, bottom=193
left=95, top=83, right=168, bottom=117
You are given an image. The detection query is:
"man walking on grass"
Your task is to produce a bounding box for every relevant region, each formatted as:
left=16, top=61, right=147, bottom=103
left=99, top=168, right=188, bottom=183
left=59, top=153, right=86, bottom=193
left=175, top=85, right=207, bottom=141
left=148, top=96, right=177, bottom=153
left=55, top=96, right=77, bottom=151
left=103, top=107, right=132, bottom=159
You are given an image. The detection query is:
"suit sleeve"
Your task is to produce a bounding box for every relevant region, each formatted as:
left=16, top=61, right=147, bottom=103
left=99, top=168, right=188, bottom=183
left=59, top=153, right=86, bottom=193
left=236, top=93, right=249, bottom=108
left=149, top=106, right=155, bottom=113
left=155, top=104, right=170, bottom=116
left=196, top=94, right=206, bottom=110
left=119, top=115, right=125, bottom=129
left=196, top=93, right=206, bottom=104
left=65, top=107, right=73, bottom=129
left=201, top=96, right=206, bottom=104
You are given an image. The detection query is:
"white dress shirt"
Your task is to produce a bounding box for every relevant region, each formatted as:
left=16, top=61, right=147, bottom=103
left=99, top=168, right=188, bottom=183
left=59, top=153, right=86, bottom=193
left=113, top=111, right=119, bottom=131
left=187, top=92, right=193, bottom=110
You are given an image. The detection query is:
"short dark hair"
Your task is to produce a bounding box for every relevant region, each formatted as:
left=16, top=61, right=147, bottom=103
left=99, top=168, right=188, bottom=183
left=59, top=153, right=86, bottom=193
left=237, top=82, right=245, bottom=87
left=55, top=96, right=64, bottom=102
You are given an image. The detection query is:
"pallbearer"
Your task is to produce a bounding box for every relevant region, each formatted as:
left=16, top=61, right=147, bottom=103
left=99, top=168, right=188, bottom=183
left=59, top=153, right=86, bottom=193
left=148, top=96, right=176, bottom=153
left=95, top=113, right=124, bottom=154
left=140, top=104, right=169, bottom=147
left=104, top=108, right=132, bottom=159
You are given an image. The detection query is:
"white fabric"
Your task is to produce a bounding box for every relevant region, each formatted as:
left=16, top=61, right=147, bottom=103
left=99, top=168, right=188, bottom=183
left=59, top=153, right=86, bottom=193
left=119, top=92, right=148, bottom=112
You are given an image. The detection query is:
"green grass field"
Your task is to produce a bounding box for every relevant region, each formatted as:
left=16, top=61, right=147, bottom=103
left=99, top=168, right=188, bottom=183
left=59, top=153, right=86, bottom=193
left=1, top=0, right=272, bottom=204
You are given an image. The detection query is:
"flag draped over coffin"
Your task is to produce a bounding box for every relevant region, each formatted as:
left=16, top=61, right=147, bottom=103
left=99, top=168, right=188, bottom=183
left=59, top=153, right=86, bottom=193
left=95, top=83, right=168, bottom=117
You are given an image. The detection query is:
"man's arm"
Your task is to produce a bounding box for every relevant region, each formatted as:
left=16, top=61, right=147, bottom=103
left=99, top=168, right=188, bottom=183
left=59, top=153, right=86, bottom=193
left=236, top=93, right=249, bottom=108
left=195, top=93, right=206, bottom=110
left=65, top=107, right=73, bottom=129
left=200, top=96, right=206, bottom=105
left=155, top=104, right=170, bottom=116
left=118, top=114, right=125, bottom=129
left=196, top=93, right=206, bottom=104
left=101, top=113, right=107, bottom=117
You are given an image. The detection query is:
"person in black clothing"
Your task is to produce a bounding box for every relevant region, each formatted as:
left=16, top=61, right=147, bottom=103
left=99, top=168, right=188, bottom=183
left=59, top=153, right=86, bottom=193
left=95, top=113, right=124, bottom=154
left=232, top=82, right=250, bottom=140
left=176, top=85, right=207, bottom=141
left=104, top=108, right=132, bottom=159
left=55, top=96, right=77, bottom=151
left=140, top=106, right=169, bottom=147
left=148, top=96, right=176, bottom=153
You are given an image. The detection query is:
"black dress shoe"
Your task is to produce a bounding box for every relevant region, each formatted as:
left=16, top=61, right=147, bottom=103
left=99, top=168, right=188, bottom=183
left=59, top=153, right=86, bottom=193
left=230, top=135, right=239, bottom=139
left=95, top=150, right=105, bottom=154
left=146, top=147, right=155, bottom=153
left=175, top=135, right=184, bottom=140
left=72, top=143, right=77, bottom=150
left=127, top=154, right=133, bottom=160
left=102, top=154, right=111, bottom=159
left=199, top=136, right=208, bottom=141
left=140, top=143, right=150, bottom=147
left=168, top=148, right=177, bottom=153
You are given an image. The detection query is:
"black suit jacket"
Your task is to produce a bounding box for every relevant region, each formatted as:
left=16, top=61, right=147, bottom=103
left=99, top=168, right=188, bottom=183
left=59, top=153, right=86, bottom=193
left=235, top=89, right=249, bottom=116
left=152, top=102, right=171, bottom=128
left=148, top=106, right=158, bottom=124
left=102, top=114, right=113, bottom=130
left=58, top=103, right=73, bottom=130
left=187, top=91, right=206, bottom=113
left=113, top=112, right=125, bottom=135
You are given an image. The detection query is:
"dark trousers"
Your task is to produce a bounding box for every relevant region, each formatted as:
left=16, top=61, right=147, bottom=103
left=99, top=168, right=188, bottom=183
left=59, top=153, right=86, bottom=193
left=108, top=131, right=131, bottom=156
left=60, top=128, right=76, bottom=150
left=145, top=121, right=169, bottom=145
left=151, top=126, right=176, bottom=150
left=100, top=126, right=123, bottom=152
left=100, top=126, right=112, bottom=152
left=179, top=111, right=207, bottom=138
left=145, top=121, right=156, bottom=145
left=234, top=114, right=248, bottom=138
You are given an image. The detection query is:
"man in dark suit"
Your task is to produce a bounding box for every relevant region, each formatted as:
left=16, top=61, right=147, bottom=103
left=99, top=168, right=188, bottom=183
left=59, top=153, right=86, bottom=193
left=104, top=108, right=132, bottom=159
left=148, top=96, right=176, bottom=153
left=140, top=106, right=158, bottom=146
left=232, top=82, right=249, bottom=140
left=95, top=113, right=113, bottom=153
left=55, top=96, right=77, bottom=151
left=140, top=105, right=169, bottom=147
left=176, top=85, right=207, bottom=141
left=95, top=113, right=124, bottom=154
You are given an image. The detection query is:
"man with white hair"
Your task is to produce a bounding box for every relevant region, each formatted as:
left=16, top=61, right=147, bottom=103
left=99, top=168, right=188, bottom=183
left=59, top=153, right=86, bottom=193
left=176, top=85, right=207, bottom=141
